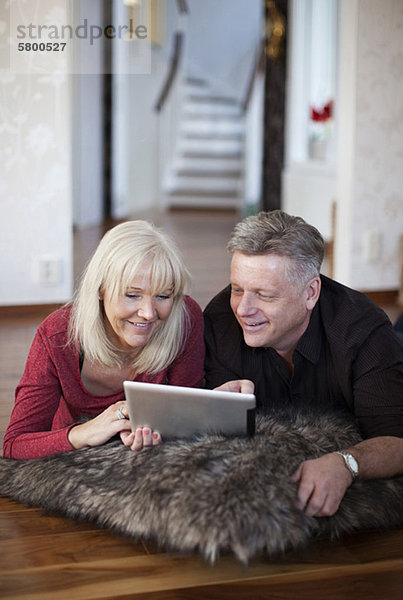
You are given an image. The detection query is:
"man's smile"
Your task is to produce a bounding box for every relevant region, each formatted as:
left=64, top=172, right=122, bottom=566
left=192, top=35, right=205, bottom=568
left=241, top=319, right=267, bottom=329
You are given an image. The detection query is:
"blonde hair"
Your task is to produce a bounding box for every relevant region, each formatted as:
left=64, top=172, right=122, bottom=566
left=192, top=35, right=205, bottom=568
left=69, top=220, right=191, bottom=376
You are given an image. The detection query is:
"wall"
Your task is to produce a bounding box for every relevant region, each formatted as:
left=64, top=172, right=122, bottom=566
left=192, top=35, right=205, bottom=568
left=111, top=0, right=172, bottom=217
left=0, top=4, right=73, bottom=306
left=185, top=0, right=261, bottom=98
left=282, top=165, right=336, bottom=241
left=335, top=0, right=403, bottom=290
left=71, top=0, right=104, bottom=229
left=116, top=49, right=167, bottom=216
left=283, top=0, right=338, bottom=241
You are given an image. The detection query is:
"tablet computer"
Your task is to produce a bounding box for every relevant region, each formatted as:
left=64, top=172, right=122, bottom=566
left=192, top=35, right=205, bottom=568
left=123, top=381, right=256, bottom=438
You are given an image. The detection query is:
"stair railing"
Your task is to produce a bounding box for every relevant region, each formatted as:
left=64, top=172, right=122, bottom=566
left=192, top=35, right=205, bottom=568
left=242, top=40, right=266, bottom=214
left=154, top=32, right=185, bottom=113
left=242, top=40, right=265, bottom=113
left=154, top=0, right=188, bottom=206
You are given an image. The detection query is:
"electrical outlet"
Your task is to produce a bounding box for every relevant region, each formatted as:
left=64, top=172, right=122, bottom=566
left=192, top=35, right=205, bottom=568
left=37, top=256, right=62, bottom=285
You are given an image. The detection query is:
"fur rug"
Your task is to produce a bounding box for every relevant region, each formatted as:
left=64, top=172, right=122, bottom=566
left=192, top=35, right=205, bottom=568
left=0, top=411, right=402, bottom=564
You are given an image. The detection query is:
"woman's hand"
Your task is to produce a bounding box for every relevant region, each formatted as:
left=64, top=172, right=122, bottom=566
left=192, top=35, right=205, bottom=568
left=120, top=427, right=162, bottom=451
left=68, top=401, right=132, bottom=450
left=214, top=379, right=255, bottom=394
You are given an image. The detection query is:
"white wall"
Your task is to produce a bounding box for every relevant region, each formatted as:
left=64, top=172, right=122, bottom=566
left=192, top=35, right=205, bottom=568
left=335, top=0, right=403, bottom=290
left=283, top=0, right=338, bottom=241
left=71, top=0, right=104, bottom=229
left=129, top=53, right=168, bottom=213
left=185, top=0, right=261, bottom=98
left=0, top=4, right=73, bottom=306
left=282, top=165, right=336, bottom=241
left=111, top=0, right=172, bottom=217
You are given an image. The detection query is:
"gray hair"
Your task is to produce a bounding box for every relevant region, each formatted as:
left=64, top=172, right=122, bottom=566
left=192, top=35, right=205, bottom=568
left=69, top=220, right=191, bottom=375
left=227, top=210, right=324, bottom=286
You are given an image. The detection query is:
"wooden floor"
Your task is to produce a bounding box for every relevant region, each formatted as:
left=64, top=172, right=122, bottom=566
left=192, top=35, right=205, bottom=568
left=1, top=494, right=402, bottom=600
left=1, top=209, right=402, bottom=599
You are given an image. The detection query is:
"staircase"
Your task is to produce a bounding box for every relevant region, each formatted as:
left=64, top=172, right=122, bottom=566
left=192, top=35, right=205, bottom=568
left=163, top=79, right=245, bottom=209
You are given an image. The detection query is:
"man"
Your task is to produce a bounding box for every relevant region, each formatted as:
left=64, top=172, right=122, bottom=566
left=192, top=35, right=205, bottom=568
left=204, top=210, right=403, bottom=517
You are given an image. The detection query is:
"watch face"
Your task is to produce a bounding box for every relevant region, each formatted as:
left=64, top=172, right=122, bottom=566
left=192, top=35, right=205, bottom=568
left=347, top=454, right=358, bottom=474
left=337, top=451, right=358, bottom=477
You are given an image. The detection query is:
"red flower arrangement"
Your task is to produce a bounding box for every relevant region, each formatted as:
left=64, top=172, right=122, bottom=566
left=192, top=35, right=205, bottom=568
left=308, top=100, right=334, bottom=159
left=310, top=100, right=333, bottom=122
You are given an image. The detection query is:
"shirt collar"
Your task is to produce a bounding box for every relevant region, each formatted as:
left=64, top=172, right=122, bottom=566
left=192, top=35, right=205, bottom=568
left=295, top=303, right=322, bottom=364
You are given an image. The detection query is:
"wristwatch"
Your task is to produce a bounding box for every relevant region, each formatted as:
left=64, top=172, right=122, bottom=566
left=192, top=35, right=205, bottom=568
left=335, top=451, right=359, bottom=479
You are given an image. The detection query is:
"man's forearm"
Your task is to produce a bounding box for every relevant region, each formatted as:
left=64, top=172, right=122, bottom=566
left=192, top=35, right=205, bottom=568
left=292, top=435, right=403, bottom=518
left=346, top=435, right=403, bottom=479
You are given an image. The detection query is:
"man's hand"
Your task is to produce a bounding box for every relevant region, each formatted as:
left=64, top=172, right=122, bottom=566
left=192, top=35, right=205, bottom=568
left=291, top=435, right=403, bottom=517
left=214, top=379, right=255, bottom=394
left=290, top=453, right=353, bottom=517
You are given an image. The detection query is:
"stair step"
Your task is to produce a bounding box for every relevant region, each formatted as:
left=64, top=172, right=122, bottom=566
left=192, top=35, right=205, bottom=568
left=166, top=176, right=241, bottom=194
left=181, top=120, right=244, bottom=138
left=184, top=77, right=208, bottom=88
left=186, top=94, right=239, bottom=105
left=181, top=112, right=243, bottom=122
left=176, top=167, right=242, bottom=178
left=183, top=103, right=243, bottom=118
left=181, top=132, right=243, bottom=141
left=182, top=150, right=243, bottom=159
left=179, top=138, right=243, bottom=159
left=165, top=194, right=241, bottom=210
left=167, top=189, right=239, bottom=199
left=174, top=157, right=243, bottom=177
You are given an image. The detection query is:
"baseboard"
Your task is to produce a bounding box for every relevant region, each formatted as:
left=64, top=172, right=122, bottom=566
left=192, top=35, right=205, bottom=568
left=0, top=304, right=63, bottom=320
left=168, top=206, right=239, bottom=214
left=363, top=289, right=399, bottom=306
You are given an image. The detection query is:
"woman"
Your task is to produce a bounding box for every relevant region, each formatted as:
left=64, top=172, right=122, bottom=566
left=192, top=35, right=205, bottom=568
left=3, top=221, right=205, bottom=459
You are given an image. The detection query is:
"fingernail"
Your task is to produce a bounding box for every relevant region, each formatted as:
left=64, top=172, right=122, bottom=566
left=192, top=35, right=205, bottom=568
left=143, top=428, right=150, bottom=435
left=152, top=432, right=159, bottom=439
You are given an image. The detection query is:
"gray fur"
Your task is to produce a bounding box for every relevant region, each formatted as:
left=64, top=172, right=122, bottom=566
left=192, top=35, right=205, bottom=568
left=0, top=411, right=402, bottom=563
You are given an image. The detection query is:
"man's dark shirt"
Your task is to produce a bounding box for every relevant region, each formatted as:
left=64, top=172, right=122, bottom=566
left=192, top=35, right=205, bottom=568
left=204, top=275, right=403, bottom=438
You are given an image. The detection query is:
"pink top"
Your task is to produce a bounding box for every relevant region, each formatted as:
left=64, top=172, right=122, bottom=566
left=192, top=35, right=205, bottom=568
left=3, top=296, right=205, bottom=459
